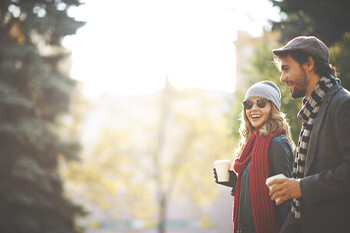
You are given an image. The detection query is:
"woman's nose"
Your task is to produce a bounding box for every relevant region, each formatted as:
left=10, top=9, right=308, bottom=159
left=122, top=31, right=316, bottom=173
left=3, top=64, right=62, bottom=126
left=251, top=102, right=259, bottom=110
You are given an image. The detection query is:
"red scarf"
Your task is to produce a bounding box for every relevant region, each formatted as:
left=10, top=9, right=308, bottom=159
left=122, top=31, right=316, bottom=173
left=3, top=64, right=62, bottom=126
left=232, top=128, right=283, bottom=233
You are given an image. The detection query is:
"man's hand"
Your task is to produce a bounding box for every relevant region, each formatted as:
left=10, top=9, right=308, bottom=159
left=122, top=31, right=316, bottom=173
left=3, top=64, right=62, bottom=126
left=268, top=177, right=302, bottom=205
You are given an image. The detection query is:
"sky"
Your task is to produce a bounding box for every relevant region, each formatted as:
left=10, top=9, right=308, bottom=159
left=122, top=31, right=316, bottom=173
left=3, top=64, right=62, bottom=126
left=64, top=0, right=280, bottom=98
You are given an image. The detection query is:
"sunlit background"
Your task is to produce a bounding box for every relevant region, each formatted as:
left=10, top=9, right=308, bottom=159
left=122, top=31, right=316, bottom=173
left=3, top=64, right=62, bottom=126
left=5, top=0, right=350, bottom=233
left=60, top=0, right=281, bottom=232
left=64, top=0, right=280, bottom=97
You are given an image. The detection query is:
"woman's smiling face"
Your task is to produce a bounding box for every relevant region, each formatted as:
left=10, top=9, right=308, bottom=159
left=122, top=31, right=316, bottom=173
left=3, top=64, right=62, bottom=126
left=244, top=97, right=272, bottom=128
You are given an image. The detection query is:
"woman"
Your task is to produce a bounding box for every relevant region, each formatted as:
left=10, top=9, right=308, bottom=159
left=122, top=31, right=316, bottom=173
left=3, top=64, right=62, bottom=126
left=214, top=81, right=294, bottom=233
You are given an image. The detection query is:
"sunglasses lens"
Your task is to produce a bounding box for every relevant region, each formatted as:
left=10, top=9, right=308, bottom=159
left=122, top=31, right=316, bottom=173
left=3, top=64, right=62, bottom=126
left=243, top=99, right=267, bottom=109
left=243, top=100, right=253, bottom=110
left=257, top=99, right=267, bottom=108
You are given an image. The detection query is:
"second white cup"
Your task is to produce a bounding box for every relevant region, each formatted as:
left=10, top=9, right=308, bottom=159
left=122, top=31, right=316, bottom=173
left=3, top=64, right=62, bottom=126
left=266, top=173, right=286, bottom=203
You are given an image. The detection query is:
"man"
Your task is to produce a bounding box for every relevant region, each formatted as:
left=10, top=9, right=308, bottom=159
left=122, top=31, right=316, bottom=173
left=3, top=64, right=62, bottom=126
left=268, top=35, right=350, bottom=233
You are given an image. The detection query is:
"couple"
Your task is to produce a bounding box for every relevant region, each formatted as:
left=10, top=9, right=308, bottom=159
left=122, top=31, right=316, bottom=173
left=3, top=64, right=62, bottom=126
left=214, top=36, right=350, bottom=233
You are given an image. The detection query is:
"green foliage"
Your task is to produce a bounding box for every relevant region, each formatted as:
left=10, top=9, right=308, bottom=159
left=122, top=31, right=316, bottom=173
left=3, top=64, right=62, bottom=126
left=329, top=32, right=350, bottom=90
left=264, top=0, right=350, bottom=143
left=230, top=90, right=244, bottom=139
left=270, top=0, right=350, bottom=46
left=0, top=1, right=85, bottom=233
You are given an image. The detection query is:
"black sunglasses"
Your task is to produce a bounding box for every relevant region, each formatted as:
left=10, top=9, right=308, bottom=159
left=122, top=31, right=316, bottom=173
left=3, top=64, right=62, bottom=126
left=243, top=99, right=268, bottom=110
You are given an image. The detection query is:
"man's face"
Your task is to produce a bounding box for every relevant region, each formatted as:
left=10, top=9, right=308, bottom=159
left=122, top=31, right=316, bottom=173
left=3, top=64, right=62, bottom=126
left=278, top=55, right=308, bottom=99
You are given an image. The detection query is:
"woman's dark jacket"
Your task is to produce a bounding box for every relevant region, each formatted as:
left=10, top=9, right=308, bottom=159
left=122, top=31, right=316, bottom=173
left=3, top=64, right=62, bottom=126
left=218, top=134, right=293, bottom=233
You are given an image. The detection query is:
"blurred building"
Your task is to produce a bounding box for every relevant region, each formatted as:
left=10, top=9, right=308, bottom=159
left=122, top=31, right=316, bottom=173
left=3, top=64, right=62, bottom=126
left=235, top=31, right=260, bottom=91
left=234, top=30, right=280, bottom=91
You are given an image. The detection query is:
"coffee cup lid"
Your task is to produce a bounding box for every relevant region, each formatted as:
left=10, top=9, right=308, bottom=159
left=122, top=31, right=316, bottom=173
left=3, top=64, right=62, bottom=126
left=213, top=159, right=231, bottom=165
left=266, top=173, right=286, bottom=185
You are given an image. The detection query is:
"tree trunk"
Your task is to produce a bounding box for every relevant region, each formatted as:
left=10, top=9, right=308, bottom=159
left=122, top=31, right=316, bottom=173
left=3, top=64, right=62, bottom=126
left=158, top=193, right=167, bottom=233
left=154, top=79, right=172, bottom=233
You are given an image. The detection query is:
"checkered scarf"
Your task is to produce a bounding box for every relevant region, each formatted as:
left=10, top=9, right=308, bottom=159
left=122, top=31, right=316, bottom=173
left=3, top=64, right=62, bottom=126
left=292, top=75, right=338, bottom=219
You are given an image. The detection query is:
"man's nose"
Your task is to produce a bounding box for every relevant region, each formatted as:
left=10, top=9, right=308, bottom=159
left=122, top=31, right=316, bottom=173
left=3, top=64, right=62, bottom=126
left=280, top=73, right=287, bottom=83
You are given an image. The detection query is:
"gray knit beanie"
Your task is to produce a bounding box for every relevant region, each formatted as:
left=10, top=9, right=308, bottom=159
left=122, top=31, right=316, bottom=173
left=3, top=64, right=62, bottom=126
left=243, top=81, right=281, bottom=111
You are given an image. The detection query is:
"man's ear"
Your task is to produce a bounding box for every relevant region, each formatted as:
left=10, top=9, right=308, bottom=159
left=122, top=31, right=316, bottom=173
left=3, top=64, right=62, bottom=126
left=305, top=56, right=315, bottom=71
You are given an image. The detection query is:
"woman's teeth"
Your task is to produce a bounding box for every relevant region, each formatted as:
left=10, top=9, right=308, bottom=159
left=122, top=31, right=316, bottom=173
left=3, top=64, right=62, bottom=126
left=252, top=114, right=261, bottom=119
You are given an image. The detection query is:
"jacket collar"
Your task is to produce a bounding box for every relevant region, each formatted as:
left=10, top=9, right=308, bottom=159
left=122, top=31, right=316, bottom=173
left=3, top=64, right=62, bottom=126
left=304, top=83, right=342, bottom=175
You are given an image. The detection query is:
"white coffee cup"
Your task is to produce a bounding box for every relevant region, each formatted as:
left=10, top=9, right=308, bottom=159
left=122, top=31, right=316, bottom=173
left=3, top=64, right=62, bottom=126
left=213, top=159, right=231, bottom=182
left=266, top=173, right=286, bottom=203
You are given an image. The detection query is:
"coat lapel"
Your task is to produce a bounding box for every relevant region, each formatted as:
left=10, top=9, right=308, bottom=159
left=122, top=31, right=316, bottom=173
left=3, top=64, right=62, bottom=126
left=304, top=84, right=341, bottom=175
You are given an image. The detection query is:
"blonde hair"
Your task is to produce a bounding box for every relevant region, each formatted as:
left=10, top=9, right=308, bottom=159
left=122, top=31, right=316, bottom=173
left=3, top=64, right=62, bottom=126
left=234, top=103, right=295, bottom=157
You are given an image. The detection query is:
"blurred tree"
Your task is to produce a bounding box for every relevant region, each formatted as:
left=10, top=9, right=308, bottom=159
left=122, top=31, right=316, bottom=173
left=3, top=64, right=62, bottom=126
left=268, top=0, right=350, bottom=91
left=0, top=1, right=85, bottom=233
left=269, top=0, right=350, bottom=46
left=62, top=82, right=236, bottom=232
left=329, top=32, right=350, bottom=90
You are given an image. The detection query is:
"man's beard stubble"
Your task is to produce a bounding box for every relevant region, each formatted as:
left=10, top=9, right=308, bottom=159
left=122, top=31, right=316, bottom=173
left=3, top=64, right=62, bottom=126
left=290, top=68, right=308, bottom=99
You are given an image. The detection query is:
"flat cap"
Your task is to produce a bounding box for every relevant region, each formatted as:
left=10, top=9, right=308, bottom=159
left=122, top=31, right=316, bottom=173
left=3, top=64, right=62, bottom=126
left=272, top=36, right=329, bottom=62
